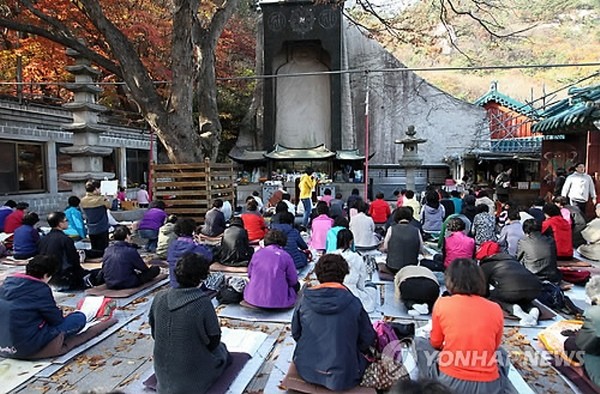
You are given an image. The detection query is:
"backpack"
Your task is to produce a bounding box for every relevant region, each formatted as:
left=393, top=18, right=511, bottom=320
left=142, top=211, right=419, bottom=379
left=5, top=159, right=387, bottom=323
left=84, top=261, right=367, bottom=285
left=373, top=320, right=399, bottom=354
left=538, top=281, right=565, bottom=310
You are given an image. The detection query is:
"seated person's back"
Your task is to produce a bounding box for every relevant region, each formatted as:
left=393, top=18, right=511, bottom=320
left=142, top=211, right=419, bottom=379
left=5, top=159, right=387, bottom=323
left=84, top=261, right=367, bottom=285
left=241, top=200, right=266, bottom=241
left=310, top=202, right=334, bottom=250
left=271, top=212, right=309, bottom=269
left=102, top=225, right=160, bottom=289
left=292, top=254, right=376, bottom=391
left=216, top=217, right=254, bottom=267
left=383, top=207, right=422, bottom=272
left=13, top=212, right=40, bottom=259
left=244, top=230, right=299, bottom=309
left=167, top=218, right=213, bottom=288
left=202, top=199, right=226, bottom=237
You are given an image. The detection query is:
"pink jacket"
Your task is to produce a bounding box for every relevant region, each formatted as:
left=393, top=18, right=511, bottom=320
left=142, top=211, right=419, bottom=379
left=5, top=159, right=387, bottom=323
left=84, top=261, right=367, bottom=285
left=310, top=214, right=334, bottom=250
left=444, top=231, right=475, bottom=268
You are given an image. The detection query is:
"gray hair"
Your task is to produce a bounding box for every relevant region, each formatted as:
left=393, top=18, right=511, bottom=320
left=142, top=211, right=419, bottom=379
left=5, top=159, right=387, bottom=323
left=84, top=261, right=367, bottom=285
left=586, top=275, right=600, bottom=303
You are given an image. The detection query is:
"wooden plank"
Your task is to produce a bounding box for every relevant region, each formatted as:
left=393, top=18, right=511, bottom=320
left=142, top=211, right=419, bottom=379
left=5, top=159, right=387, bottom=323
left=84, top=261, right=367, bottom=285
left=152, top=172, right=208, bottom=179
left=155, top=190, right=210, bottom=197
left=164, top=200, right=209, bottom=206
left=153, top=181, right=208, bottom=188
left=153, top=163, right=206, bottom=170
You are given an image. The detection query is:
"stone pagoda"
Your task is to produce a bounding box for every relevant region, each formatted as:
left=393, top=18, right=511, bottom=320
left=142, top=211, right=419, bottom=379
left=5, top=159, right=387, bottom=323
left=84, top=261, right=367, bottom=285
left=395, top=125, right=427, bottom=191
left=60, top=47, right=114, bottom=196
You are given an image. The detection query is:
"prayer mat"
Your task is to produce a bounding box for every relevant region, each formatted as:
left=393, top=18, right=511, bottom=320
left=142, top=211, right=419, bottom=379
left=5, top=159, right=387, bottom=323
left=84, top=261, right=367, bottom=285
left=0, top=358, right=50, bottom=394
left=146, top=258, right=169, bottom=268
left=218, top=303, right=294, bottom=323
left=558, top=259, right=592, bottom=268
left=210, top=262, right=248, bottom=274
left=281, top=363, right=377, bottom=394
left=142, top=352, right=252, bottom=394
left=81, top=261, right=102, bottom=270
left=198, top=234, right=223, bottom=246
left=503, top=300, right=556, bottom=322
left=1, top=256, right=31, bottom=266
left=85, top=273, right=167, bottom=298
left=550, top=359, right=600, bottom=394
left=538, top=320, right=585, bottom=367
left=376, top=263, right=394, bottom=282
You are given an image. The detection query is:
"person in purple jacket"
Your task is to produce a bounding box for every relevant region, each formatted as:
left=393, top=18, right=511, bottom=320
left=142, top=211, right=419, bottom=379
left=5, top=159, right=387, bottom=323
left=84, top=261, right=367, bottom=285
left=166, top=218, right=213, bottom=288
left=0, top=199, right=16, bottom=232
left=0, top=255, right=86, bottom=359
left=243, top=229, right=300, bottom=309
left=138, top=200, right=168, bottom=253
left=100, top=226, right=160, bottom=289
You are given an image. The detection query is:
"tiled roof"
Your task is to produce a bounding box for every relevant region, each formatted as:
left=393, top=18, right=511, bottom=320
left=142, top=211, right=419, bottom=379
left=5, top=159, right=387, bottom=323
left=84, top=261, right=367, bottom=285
left=490, top=136, right=542, bottom=153
left=533, top=85, right=600, bottom=134
left=474, top=81, right=536, bottom=116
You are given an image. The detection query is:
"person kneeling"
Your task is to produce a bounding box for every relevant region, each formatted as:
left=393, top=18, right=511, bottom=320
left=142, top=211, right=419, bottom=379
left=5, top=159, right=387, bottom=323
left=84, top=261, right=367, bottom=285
left=394, top=265, right=440, bottom=316
left=0, top=255, right=86, bottom=359
left=101, top=225, right=160, bottom=290
left=292, top=254, right=376, bottom=391
left=149, top=253, right=230, bottom=394
left=243, top=230, right=299, bottom=309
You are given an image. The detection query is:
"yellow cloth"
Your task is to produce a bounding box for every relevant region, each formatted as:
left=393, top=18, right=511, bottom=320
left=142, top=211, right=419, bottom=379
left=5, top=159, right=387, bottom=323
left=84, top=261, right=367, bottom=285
left=298, top=174, right=316, bottom=200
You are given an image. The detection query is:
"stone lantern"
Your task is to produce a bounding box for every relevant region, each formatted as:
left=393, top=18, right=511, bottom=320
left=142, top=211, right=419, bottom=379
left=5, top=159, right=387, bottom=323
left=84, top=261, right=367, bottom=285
left=395, top=125, right=427, bottom=191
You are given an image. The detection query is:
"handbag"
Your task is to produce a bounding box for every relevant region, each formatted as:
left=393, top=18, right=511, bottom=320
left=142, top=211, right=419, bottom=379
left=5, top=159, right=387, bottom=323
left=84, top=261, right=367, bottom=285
left=360, top=353, right=409, bottom=390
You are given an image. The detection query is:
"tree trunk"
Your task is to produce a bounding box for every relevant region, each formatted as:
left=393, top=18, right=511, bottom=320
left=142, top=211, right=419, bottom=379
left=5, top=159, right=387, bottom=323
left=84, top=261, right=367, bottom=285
left=197, top=38, right=222, bottom=161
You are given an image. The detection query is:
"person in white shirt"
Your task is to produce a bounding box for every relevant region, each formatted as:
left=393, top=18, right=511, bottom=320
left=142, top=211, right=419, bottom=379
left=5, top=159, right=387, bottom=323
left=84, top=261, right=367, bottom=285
left=349, top=201, right=379, bottom=249
left=136, top=184, right=151, bottom=208
left=562, top=162, right=597, bottom=214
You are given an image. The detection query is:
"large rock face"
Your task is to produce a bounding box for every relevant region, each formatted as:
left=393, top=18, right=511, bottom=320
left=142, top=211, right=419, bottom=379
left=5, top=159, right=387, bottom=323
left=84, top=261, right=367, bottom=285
left=235, top=17, right=490, bottom=166
left=341, top=22, right=489, bottom=165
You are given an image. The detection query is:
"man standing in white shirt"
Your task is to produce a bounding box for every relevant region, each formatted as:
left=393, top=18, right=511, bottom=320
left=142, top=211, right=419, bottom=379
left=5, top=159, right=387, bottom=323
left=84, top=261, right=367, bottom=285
left=562, top=162, right=597, bottom=213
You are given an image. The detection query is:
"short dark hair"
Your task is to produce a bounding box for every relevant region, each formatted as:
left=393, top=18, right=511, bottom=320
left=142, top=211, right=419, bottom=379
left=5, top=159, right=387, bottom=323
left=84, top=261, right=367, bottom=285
left=316, top=201, right=329, bottom=216
left=305, top=167, right=314, bottom=175
left=150, top=200, right=166, bottom=210
left=252, top=191, right=259, bottom=197
left=26, top=255, right=59, bottom=279
left=478, top=190, right=489, bottom=198
left=356, top=200, right=368, bottom=213
left=22, top=212, right=39, bottom=226
left=333, top=215, right=349, bottom=228
left=476, top=204, right=489, bottom=214
left=324, top=188, right=332, bottom=195
left=4, top=200, right=17, bottom=208
left=351, top=188, right=359, bottom=195
left=394, top=207, right=413, bottom=222
left=405, top=190, right=415, bottom=199
left=376, top=192, right=384, bottom=199
left=112, top=225, right=131, bottom=241
left=552, top=196, right=568, bottom=206
left=279, top=211, right=295, bottom=225
left=166, top=214, right=178, bottom=224
left=230, top=217, right=244, bottom=227
left=16, top=202, right=29, bottom=210
left=174, top=218, right=197, bottom=236
left=275, top=201, right=288, bottom=213
left=47, top=211, right=66, bottom=228
left=264, top=229, right=287, bottom=247
left=507, top=208, right=520, bottom=221
left=315, top=254, right=349, bottom=284
left=213, top=199, right=223, bottom=208
left=246, top=199, right=258, bottom=211
left=522, top=218, right=540, bottom=234
left=335, top=193, right=342, bottom=199
left=543, top=203, right=561, bottom=217
left=85, top=181, right=96, bottom=193
left=447, top=217, right=466, bottom=232
left=445, top=258, right=487, bottom=296
left=450, top=190, right=461, bottom=198
left=533, top=198, right=545, bottom=207
left=67, top=196, right=81, bottom=207
left=336, top=229, right=354, bottom=250
left=175, top=252, right=210, bottom=288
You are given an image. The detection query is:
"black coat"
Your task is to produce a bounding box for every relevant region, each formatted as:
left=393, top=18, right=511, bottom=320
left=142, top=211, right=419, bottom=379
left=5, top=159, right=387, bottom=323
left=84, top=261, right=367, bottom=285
left=216, top=224, right=254, bottom=266
left=38, top=229, right=85, bottom=290
left=292, top=286, right=376, bottom=391
left=564, top=205, right=587, bottom=247
left=517, top=232, right=561, bottom=284
left=480, top=253, right=542, bottom=295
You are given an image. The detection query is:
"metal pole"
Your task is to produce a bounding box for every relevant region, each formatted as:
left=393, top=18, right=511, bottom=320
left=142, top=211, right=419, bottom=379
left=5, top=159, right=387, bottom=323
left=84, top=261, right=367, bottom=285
left=364, top=88, right=369, bottom=199
left=148, top=130, right=154, bottom=200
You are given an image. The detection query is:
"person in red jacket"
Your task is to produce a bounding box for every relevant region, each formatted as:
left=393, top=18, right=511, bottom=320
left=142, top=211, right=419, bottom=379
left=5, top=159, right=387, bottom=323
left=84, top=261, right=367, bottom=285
left=368, top=192, right=391, bottom=225
left=542, top=203, right=573, bottom=260
left=241, top=199, right=267, bottom=242
left=4, top=202, right=29, bottom=234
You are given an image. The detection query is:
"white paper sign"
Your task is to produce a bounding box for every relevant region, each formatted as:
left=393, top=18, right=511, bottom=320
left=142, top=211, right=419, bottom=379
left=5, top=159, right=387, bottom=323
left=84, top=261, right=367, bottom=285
left=100, top=180, right=118, bottom=196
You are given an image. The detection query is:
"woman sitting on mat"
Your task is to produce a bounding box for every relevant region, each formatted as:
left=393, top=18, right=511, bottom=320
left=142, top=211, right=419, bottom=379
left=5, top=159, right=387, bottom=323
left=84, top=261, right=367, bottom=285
left=0, top=255, right=86, bottom=359
left=156, top=214, right=178, bottom=260
left=137, top=200, right=168, bottom=253
left=421, top=190, right=445, bottom=234
left=382, top=207, right=423, bottom=273
left=64, top=196, right=87, bottom=241
left=331, top=229, right=378, bottom=313
left=12, top=212, right=40, bottom=260
left=101, top=225, right=161, bottom=290
left=578, top=203, right=600, bottom=261
left=241, top=199, right=267, bottom=242
left=575, top=275, right=600, bottom=387
left=517, top=219, right=561, bottom=284
left=292, top=253, right=376, bottom=391
left=310, top=201, right=334, bottom=251
left=394, top=264, right=440, bottom=316
left=216, top=217, right=254, bottom=267
left=415, top=258, right=509, bottom=394
left=542, top=203, right=573, bottom=260
left=325, top=215, right=350, bottom=253
left=243, top=230, right=299, bottom=309
left=150, top=252, right=231, bottom=394
left=167, top=218, right=213, bottom=288
left=271, top=212, right=309, bottom=269
left=443, top=217, right=475, bottom=269
left=477, top=241, right=542, bottom=326
left=349, top=200, right=379, bottom=249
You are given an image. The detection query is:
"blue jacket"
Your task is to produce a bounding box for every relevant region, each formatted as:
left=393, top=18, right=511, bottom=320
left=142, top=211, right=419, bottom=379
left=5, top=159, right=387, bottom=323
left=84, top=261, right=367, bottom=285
left=13, top=225, right=39, bottom=258
left=0, top=274, right=66, bottom=358
left=102, top=241, right=149, bottom=289
left=167, top=237, right=213, bottom=288
left=292, top=285, right=376, bottom=391
left=271, top=223, right=308, bottom=268
left=64, top=206, right=87, bottom=239
left=0, top=206, right=13, bottom=232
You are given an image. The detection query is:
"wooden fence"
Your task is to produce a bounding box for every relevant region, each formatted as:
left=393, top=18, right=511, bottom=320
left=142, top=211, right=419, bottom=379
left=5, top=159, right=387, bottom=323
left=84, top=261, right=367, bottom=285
left=151, top=159, right=235, bottom=223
